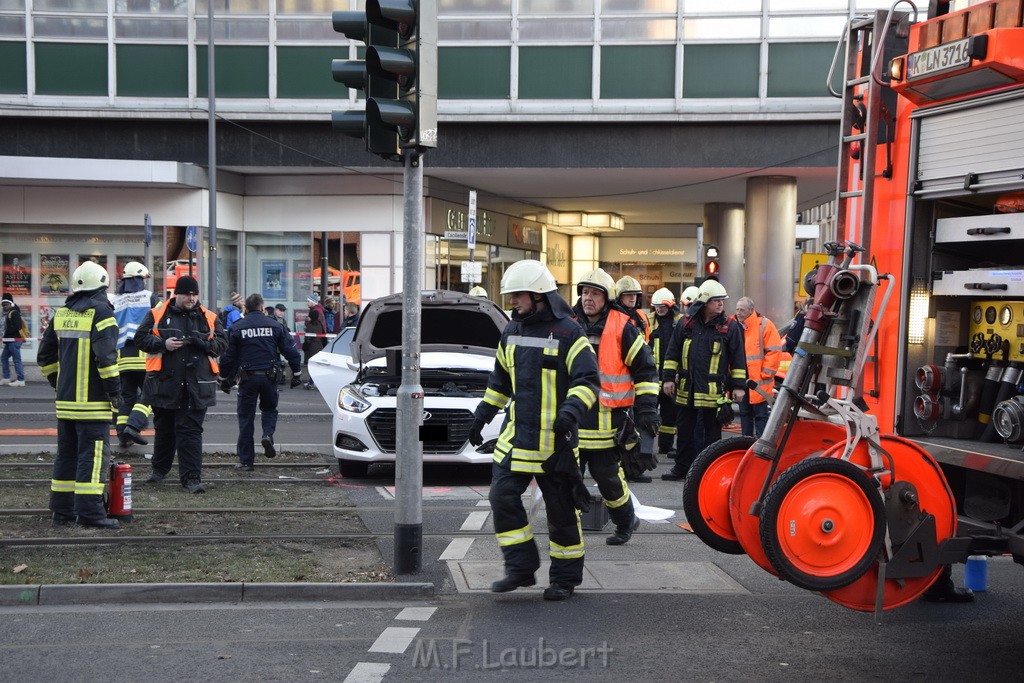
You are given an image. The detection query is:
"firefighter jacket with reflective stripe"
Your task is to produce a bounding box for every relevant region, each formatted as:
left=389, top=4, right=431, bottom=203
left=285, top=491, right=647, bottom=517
left=735, top=311, right=784, bottom=405
left=135, top=298, right=227, bottom=410
left=574, top=305, right=659, bottom=451
left=623, top=306, right=650, bottom=343
left=648, top=308, right=682, bottom=371
left=662, top=310, right=746, bottom=409
left=37, top=289, right=121, bottom=421
left=111, top=286, right=156, bottom=371
left=474, top=298, right=600, bottom=475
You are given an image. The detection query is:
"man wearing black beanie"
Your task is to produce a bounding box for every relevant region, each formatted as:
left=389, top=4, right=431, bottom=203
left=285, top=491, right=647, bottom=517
left=134, top=275, right=227, bottom=493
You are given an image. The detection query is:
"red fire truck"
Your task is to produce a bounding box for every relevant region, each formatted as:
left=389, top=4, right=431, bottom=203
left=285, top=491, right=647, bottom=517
left=682, top=0, right=1024, bottom=614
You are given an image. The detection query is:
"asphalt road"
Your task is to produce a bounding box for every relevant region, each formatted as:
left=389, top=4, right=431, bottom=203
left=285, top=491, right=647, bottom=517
left=3, top=369, right=1024, bottom=681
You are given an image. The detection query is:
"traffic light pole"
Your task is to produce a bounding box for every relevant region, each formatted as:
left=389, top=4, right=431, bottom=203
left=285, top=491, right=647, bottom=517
left=394, top=149, right=424, bottom=574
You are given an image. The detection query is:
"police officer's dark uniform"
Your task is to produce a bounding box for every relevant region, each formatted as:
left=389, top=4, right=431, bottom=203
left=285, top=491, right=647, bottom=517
left=218, top=299, right=302, bottom=469
left=469, top=260, right=599, bottom=601
left=135, top=276, right=227, bottom=493
left=573, top=269, right=660, bottom=545
left=37, top=262, right=122, bottom=528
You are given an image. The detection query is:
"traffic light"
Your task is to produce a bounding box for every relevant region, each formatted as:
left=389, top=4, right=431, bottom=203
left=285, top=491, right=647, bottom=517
left=330, top=0, right=437, bottom=161
left=704, top=245, right=720, bottom=278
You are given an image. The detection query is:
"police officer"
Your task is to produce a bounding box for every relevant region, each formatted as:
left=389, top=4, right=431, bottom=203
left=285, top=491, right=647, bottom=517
left=111, top=261, right=158, bottom=448
left=573, top=269, right=660, bottom=538
left=468, top=260, right=599, bottom=601
left=37, top=261, right=122, bottom=528
left=661, top=279, right=746, bottom=481
left=135, top=275, right=227, bottom=493
left=218, top=292, right=302, bottom=470
left=649, top=287, right=683, bottom=457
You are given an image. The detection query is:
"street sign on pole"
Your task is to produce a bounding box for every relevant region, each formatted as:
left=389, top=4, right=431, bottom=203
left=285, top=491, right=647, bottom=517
left=468, top=190, right=477, bottom=254
left=186, top=225, right=198, bottom=253
left=144, top=214, right=152, bottom=247
left=461, top=260, right=482, bottom=284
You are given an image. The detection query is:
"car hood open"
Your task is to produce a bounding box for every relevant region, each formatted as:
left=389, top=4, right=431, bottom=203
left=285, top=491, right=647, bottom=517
left=349, top=290, right=508, bottom=364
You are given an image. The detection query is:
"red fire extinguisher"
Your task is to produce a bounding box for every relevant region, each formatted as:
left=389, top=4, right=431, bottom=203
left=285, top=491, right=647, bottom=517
left=107, top=462, right=133, bottom=522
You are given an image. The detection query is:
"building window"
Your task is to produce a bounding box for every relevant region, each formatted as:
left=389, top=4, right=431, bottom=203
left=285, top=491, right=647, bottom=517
left=36, top=42, right=106, bottom=94
left=767, top=41, right=838, bottom=97
left=196, top=44, right=269, bottom=98
left=683, top=43, right=759, bottom=98
left=438, top=46, right=510, bottom=99
left=519, top=46, right=591, bottom=99
left=600, top=45, right=674, bottom=99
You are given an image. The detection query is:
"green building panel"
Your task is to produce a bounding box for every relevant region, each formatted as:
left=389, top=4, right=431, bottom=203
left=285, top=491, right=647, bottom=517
left=197, top=45, right=268, bottom=98
left=0, top=41, right=27, bottom=94
left=519, top=46, right=591, bottom=99
left=601, top=45, right=674, bottom=99
left=36, top=43, right=107, bottom=96
left=117, top=45, right=188, bottom=97
left=768, top=42, right=839, bottom=98
left=438, top=46, right=510, bottom=99
left=278, top=46, right=346, bottom=99
left=683, top=44, right=759, bottom=98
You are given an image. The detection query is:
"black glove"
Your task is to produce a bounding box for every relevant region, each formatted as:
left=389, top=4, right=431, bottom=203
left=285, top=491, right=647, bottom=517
left=717, top=398, right=735, bottom=426
left=553, top=412, right=576, bottom=439
left=220, top=379, right=234, bottom=394
left=468, top=418, right=486, bottom=447
left=187, top=331, right=209, bottom=351
left=290, top=376, right=302, bottom=389
left=108, top=393, right=122, bottom=413
left=47, top=374, right=58, bottom=389
left=541, top=430, right=591, bottom=513
left=636, top=410, right=661, bottom=438
left=636, top=451, right=658, bottom=472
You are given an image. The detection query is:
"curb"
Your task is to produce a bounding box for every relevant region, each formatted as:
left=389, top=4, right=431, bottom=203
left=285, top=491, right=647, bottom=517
left=0, top=581, right=435, bottom=607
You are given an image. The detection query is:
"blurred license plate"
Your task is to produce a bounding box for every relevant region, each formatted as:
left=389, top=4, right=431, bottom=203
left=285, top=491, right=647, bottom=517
left=907, top=38, right=971, bottom=80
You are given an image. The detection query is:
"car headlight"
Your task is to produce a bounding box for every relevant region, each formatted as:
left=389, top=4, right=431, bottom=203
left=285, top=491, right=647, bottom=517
left=338, top=385, right=372, bottom=413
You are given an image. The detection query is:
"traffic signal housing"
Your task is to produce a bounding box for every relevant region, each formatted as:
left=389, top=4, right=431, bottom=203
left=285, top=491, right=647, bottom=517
left=704, top=245, right=720, bottom=278
left=331, top=0, right=437, bottom=161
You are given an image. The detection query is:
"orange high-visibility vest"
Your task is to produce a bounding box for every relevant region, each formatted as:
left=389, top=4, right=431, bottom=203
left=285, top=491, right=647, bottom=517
left=145, top=301, right=220, bottom=375
left=597, top=309, right=635, bottom=408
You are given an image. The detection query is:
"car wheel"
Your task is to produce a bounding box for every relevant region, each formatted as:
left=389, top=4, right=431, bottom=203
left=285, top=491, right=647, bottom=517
left=338, top=459, right=369, bottom=478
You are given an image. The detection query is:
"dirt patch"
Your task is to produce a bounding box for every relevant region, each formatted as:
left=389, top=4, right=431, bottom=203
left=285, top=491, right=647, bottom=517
left=0, top=452, right=393, bottom=586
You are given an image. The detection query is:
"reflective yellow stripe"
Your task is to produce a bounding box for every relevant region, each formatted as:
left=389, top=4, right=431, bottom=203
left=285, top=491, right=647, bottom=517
left=635, top=380, right=659, bottom=396
left=116, top=415, right=128, bottom=425
left=496, top=525, right=534, bottom=547
left=605, top=471, right=631, bottom=508
left=77, top=338, right=89, bottom=403
left=663, top=359, right=679, bottom=373
left=566, top=336, right=590, bottom=369
left=51, top=479, right=75, bottom=493
left=681, top=339, right=691, bottom=372
left=483, top=387, right=510, bottom=408
left=91, top=439, right=103, bottom=487
left=56, top=409, right=113, bottom=421
left=94, top=317, right=117, bottom=331
left=118, top=356, right=147, bottom=371
left=540, top=346, right=557, bottom=454
left=40, top=362, right=59, bottom=376
left=77, top=483, right=105, bottom=495
left=131, top=404, right=152, bottom=418
left=97, top=363, right=119, bottom=379
left=549, top=531, right=584, bottom=559
left=567, top=385, right=596, bottom=407
left=659, top=425, right=677, bottom=434
left=624, top=334, right=645, bottom=366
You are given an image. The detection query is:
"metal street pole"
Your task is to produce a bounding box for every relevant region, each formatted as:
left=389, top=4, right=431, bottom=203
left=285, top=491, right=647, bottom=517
left=206, top=0, right=218, bottom=309
left=394, top=149, right=424, bottom=574
left=320, top=232, right=329, bottom=301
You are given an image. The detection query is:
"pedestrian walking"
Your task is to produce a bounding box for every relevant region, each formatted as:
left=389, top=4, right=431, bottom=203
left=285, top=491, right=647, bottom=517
left=733, top=296, right=784, bottom=437
left=661, top=279, right=746, bottom=481
left=219, top=292, right=245, bottom=329
left=468, top=259, right=599, bottom=601
left=134, top=276, right=227, bottom=493
left=648, top=287, right=684, bottom=458
left=573, top=269, right=660, bottom=530
left=301, top=307, right=326, bottom=389
left=110, top=261, right=159, bottom=448
left=342, top=301, right=359, bottom=328
left=1, top=292, right=27, bottom=386
left=37, top=262, right=122, bottom=528
left=614, top=275, right=650, bottom=342
left=218, top=293, right=302, bottom=470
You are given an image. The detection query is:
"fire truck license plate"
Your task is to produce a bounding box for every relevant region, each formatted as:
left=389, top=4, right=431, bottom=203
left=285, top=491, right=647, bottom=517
left=907, top=38, right=971, bottom=80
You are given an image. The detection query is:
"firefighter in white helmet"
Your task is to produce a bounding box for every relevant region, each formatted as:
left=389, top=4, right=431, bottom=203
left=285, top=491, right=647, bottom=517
left=681, top=285, right=700, bottom=313
left=468, top=286, right=488, bottom=298
left=614, top=275, right=649, bottom=343
left=110, top=261, right=158, bottom=448
left=572, top=268, right=660, bottom=536
left=660, top=278, right=746, bottom=481
left=649, top=287, right=684, bottom=458
left=37, top=261, right=122, bottom=528
left=467, top=259, right=599, bottom=601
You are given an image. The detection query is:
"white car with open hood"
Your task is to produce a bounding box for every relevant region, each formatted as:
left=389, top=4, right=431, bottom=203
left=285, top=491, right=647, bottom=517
left=307, top=290, right=508, bottom=477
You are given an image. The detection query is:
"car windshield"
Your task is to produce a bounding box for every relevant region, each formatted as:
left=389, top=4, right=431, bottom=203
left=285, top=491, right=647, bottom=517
left=325, top=326, right=355, bottom=356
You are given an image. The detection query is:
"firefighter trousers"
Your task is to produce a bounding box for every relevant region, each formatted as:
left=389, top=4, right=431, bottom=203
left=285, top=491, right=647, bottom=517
left=489, top=463, right=584, bottom=587
left=152, top=407, right=207, bottom=486
left=50, top=420, right=110, bottom=521
left=579, top=447, right=635, bottom=528
left=656, top=391, right=678, bottom=453
left=116, top=369, right=151, bottom=435
left=236, top=374, right=279, bottom=466
left=672, top=406, right=722, bottom=475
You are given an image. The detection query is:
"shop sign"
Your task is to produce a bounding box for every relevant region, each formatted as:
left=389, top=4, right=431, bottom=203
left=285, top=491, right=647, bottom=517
left=664, top=264, right=697, bottom=281
left=509, top=220, right=541, bottom=247
left=429, top=199, right=507, bottom=245
left=601, top=237, right=697, bottom=263
left=546, top=232, right=570, bottom=283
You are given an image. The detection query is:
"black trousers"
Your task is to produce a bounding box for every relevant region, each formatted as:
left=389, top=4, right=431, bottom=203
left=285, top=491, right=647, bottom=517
left=152, top=407, right=207, bottom=485
left=489, top=463, right=584, bottom=587
left=656, top=391, right=678, bottom=453
left=116, top=369, right=151, bottom=435
left=236, top=374, right=279, bottom=466
left=51, top=419, right=109, bottom=520
left=579, top=447, right=634, bottom=528
left=673, top=407, right=722, bottom=475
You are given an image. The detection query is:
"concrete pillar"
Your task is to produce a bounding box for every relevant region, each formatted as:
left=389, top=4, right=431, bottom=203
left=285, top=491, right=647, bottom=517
left=703, top=203, right=744, bottom=307
left=744, top=176, right=797, bottom=325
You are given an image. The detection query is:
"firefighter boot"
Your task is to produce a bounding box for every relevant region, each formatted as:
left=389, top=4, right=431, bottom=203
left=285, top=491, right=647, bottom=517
left=542, top=583, right=575, bottom=601
left=490, top=573, right=537, bottom=593
left=607, top=515, right=640, bottom=545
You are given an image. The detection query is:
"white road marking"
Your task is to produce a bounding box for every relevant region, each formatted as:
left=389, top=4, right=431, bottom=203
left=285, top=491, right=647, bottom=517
left=439, top=537, right=474, bottom=560
left=343, top=662, right=390, bottom=683
left=476, top=499, right=490, bottom=506
left=460, top=510, right=490, bottom=531
left=396, top=606, right=437, bottom=621
left=368, top=627, right=420, bottom=654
